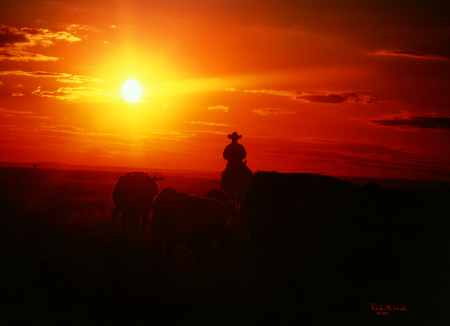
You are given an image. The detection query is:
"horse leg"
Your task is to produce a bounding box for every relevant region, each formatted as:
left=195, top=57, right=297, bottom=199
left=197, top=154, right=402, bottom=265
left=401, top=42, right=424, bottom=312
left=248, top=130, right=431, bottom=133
left=112, top=207, right=121, bottom=227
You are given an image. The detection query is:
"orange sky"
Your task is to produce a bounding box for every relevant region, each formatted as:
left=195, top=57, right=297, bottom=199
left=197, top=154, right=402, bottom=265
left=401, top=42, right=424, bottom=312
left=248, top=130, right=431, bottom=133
left=1, top=1, right=450, bottom=180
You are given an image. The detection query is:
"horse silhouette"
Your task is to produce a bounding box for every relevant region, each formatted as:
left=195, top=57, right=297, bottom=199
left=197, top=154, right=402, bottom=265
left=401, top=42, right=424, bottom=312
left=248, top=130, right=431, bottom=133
left=220, top=161, right=252, bottom=207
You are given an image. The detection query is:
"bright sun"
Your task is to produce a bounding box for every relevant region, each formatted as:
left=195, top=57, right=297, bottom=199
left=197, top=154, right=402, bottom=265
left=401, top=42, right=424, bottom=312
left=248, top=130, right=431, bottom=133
left=121, top=79, right=143, bottom=103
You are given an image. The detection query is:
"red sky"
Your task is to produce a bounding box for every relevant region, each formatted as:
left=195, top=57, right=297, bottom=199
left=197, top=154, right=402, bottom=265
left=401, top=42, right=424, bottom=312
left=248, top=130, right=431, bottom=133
left=1, top=1, right=450, bottom=180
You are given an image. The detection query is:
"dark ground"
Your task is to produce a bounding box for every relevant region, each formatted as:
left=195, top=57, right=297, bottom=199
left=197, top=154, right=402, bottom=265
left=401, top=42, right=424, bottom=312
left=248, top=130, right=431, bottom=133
left=0, top=167, right=449, bottom=325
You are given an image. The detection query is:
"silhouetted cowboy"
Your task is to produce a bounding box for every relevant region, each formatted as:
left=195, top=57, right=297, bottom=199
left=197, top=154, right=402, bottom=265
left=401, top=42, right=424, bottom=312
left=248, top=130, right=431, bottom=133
left=221, top=132, right=252, bottom=206
left=223, top=131, right=247, bottom=168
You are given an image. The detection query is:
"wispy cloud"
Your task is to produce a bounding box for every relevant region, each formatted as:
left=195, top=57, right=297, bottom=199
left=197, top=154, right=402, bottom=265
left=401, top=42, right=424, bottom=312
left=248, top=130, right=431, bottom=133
left=226, top=87, right=296, bottom=98
left=32, top=86, right=107, bottom=101
left=0, top=108, right=33, bottom=115
left=0, top=24, right=81, bottom=62
left=252, top=108, right=296, bottom=116
left=369, top=49, right=449, bottom=62
left=38, top=124, right=105, bottom=136
left=148, top=129, right=193, bottom=142
left=207, top=105, right=229, bottom=112
left=297, top=92, right=376, bottom=104
left=228, top=87, right=375, bottom=104
left=249, top=136, right=450, bottom=180
left=0, top=50, right=58, bottom=62
left=0, top=107, right=49, bottom=120
left=372, top=114, right=450, bottom=130
left=185, top=120, right=229, bottom=127
left=0, top=70, right=102, bottom=84
left=185, top=129, right=228, bottom=136
left=65, top=24, right=98, bottom=35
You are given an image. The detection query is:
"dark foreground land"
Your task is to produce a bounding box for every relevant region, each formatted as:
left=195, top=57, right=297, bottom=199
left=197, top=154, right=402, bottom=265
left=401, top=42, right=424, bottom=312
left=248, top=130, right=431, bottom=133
left=0, top=167, right=449, bottom=324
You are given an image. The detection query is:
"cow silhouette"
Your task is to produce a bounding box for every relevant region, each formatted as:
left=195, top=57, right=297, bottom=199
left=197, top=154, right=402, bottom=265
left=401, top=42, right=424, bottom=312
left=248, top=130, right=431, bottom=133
left=112, top=172, right=160, bottom=232
left=151, top=188, right=234, bottom=260
left=206, top=188, right=231, bottom=201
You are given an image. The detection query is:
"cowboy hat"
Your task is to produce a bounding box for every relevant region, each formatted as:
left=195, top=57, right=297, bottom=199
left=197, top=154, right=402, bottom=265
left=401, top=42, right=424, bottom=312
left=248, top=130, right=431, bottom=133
left=227, top=131, right=242, bottom=140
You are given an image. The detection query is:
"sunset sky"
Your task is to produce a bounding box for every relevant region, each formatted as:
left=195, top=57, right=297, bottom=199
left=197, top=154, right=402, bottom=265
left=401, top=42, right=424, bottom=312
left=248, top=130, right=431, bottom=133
left=1, top=1, right=449, bottom=179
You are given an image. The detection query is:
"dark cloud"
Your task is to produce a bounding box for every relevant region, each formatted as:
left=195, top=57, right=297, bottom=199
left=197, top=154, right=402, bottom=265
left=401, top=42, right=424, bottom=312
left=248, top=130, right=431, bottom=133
left=297, top=92, right=376, bottom=104
left=0, top=24, right=81, bottom=62
left=0, top=25, right=28, bottom=46
left=372, top=115, right=450, bottom=130
left=0, top=25, right=81, bottom=47
left=298, top=94, right=348, bottom=104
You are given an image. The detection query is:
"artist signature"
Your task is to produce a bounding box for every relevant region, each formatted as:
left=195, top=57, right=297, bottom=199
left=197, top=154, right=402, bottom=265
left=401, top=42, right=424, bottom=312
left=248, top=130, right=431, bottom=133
left=369, top=303, right=408, bottom=316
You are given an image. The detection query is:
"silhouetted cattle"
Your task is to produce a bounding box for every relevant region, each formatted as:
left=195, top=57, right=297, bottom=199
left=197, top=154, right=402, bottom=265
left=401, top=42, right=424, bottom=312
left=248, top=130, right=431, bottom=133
left=240, top=171, right=427, bottom=307
left=151, top=188, right=235, bottom=258
left=0, top=167, right=47, bottom=218
left=240, top=172, right=361, bottom=298
left=242, top=171, right=356, bottom=248
left=205, top=188, right=245, bottom=237
left=112, top=172, right=159, bottom=232
left=206, top=188, right=230, bottom=201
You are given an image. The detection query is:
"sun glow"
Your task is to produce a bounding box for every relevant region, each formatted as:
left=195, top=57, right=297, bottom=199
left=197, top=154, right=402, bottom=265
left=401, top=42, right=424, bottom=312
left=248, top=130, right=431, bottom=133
left=121, top=79, right=143, bottom=103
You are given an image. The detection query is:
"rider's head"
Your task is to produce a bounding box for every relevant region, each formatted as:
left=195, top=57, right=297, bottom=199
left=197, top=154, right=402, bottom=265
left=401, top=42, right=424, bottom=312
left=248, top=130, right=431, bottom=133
left=228, top=131, right=242, bottom=143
